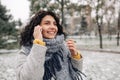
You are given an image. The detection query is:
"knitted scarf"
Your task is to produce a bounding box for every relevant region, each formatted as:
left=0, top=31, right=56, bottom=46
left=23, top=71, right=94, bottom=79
left=43, top=35, right=86, bottom=80
left=22, top=35, right=86, bottom=80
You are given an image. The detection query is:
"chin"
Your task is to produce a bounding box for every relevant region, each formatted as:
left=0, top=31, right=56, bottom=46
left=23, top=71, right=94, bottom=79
left=48, top=36, right=56, bottom=39
left=44, top=35, right=56, bottom=39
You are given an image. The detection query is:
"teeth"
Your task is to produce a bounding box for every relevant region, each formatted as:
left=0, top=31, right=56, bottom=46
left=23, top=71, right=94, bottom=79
left=48, top=32, right=55, bottom=34
left=49, top=32, right=54, bottom=33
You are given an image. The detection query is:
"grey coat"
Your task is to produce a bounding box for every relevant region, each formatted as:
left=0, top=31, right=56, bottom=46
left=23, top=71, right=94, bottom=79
left=16, top=44, right=83, bottom=80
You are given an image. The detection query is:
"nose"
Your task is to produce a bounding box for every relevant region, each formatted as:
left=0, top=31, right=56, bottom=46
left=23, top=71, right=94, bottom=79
left=50, top=23, right=56, bottom=28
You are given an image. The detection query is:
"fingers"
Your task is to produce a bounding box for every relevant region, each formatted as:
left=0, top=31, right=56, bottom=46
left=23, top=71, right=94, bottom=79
left=34, top=25, right=42, bottom=32
left=66, top=39, right=76, bottom=43
left=33, top=25, right=43, bottom=40
left=66, top=39, right=77, bottom=55
left=66, top=39, right=76, bottom=48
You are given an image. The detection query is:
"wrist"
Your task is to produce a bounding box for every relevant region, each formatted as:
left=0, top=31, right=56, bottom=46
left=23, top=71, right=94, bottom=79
left=33, top=39, right=45, bottom=46
left=72, top=51, right=82, bottom=60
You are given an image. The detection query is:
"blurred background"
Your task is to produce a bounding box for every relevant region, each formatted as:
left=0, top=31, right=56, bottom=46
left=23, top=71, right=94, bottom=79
left=0, top=0, right=120, bottom=80
left=0, top=0, right=120, bottom=49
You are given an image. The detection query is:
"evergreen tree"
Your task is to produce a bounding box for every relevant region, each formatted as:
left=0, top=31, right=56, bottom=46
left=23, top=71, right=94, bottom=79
left=0, top=2, right=17, bottom=49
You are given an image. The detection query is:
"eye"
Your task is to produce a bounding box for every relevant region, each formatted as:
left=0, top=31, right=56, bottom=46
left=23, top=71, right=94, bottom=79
left=44, top=22, right=50, bottom=25
left=54, top=22, right=57, bottom=25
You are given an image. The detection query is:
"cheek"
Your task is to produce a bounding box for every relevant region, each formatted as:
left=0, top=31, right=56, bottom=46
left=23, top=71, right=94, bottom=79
left=42, top=29, right=47, bottom=36
left=41, top=26, right=47, bottom=32
left=41, top=31, right=48, bottom=38
left=55, top=27, right=58, bottom=32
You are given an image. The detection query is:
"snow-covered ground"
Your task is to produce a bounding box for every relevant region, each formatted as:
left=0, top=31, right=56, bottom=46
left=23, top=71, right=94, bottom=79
left=0, top=36, right=120, bottom=80
left=73, top=36, right=120, bottom=53
left=0, top=52, right=17, bottom=80
left=0, top=49, right=120, bottom=80
left=81, top=50, right=120, bottom=80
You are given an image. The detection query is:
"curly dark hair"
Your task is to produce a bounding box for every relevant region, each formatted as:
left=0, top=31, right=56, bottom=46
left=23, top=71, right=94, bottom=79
left=20, top=10, right=64, bottom=46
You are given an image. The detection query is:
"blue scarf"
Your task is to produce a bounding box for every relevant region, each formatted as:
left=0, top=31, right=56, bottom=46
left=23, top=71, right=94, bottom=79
left=43, top=35, right=86, bottom=80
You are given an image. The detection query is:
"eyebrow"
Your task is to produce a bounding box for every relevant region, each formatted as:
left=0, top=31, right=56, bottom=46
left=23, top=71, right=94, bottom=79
left=43, top=20, right=56, bottom=23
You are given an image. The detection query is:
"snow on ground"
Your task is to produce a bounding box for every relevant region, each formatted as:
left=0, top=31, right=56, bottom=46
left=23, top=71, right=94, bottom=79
left=0, top=49, right=120, bottom=80
left=0, top=52, right=17, bottom=80
left=81, top=50, right=120, bottom=80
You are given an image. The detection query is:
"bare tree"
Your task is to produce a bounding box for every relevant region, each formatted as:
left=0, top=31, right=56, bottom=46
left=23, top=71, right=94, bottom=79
left=113, top=0, right=120, bottom=46
left=96, top=0, right=105, bottom=49
left=117, top=7, right=120, bottom=46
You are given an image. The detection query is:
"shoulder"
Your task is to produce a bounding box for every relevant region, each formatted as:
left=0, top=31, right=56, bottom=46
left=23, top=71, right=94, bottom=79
left=19, top=46, right=31, bottom=56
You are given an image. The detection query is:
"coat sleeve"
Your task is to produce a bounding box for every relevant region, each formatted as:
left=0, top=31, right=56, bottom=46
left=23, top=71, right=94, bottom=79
left=16, top=44, right=47, bottom=80
left=70, top=56, right=83, bottom=71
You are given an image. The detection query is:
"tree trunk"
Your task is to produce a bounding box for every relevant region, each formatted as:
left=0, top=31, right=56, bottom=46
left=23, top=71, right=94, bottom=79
left=97, top=23, right=103, bottom=49
left=96, top=0, right=103, bottom=49
left=117, top=10, right=120, bottom=46
left=117, top=32, right=120, bottom=46
left=61, top=0, right=65, bottom=27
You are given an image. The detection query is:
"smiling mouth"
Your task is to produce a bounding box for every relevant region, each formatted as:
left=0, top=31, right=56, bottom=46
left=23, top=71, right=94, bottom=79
left=47, top=31, right=56, bottom=35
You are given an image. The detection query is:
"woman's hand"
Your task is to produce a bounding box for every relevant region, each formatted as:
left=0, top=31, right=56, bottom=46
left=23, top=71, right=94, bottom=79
left=66, top=39, right=78, bottom=56
left=33, top=25, right=43, bottom=40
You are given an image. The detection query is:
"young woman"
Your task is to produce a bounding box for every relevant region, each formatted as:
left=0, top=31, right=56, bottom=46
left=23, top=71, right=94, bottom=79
left=16, top=10, right=87, bottom=80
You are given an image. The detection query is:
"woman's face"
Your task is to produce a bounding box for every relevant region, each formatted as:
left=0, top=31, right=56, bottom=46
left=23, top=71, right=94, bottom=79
left=40, top=15, right=58, bottom=39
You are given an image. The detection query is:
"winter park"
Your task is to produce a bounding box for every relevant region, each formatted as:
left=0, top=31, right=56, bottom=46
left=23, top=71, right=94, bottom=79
left=0, top=37, right=120, bottom=80
left=0, top=0, right=120, bottom=80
